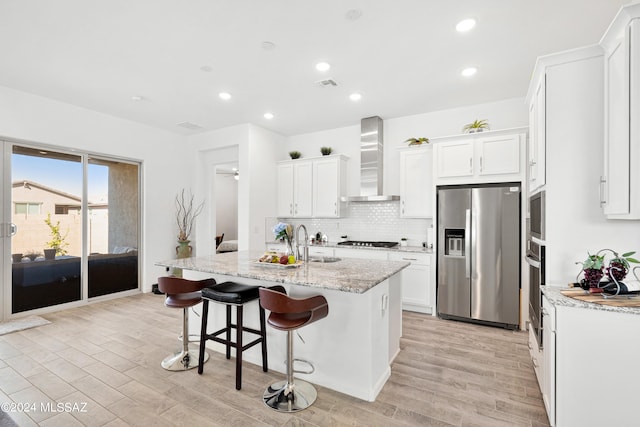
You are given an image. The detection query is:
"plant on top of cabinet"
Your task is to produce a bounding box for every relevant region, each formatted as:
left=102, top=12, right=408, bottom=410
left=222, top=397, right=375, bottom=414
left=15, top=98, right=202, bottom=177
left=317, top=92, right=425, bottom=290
left=320, top=146, right=332, bottom=156
left=462, top=119, right=490, bottom=133
left=289, top=151, right=302, bottom=159
left=404, top=137, right=429, bottom=146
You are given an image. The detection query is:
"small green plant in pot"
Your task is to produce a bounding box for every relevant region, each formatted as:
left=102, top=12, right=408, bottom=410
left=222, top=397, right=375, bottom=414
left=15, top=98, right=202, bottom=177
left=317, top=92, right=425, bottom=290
left=462, top=119, right=490, bottom=133
left=576, top=253, right=605, bottom=288
left=289, top=151, right=301, bottom=159
left=404, top=137, right=429, bottom=146
left=320, top=147, right=332, bottom=156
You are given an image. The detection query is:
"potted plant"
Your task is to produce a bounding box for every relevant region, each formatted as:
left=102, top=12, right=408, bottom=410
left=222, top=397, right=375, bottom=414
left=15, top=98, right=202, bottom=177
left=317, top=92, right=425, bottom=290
left=175, top=189, right=204, bottom=258
left=576, top=253, right=605, bottom=288
left=404, top=137, right=429, bottom=146
left=320, top=147, right=333, bottom=156
left=462, top=119, right=490, bottom=133
left=289, top=151, right=302, bottom=159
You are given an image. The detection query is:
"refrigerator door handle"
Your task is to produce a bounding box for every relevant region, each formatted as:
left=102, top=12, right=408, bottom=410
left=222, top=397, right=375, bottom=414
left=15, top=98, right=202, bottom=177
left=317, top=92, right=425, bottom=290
left=465, top=208, right=471, bottom=279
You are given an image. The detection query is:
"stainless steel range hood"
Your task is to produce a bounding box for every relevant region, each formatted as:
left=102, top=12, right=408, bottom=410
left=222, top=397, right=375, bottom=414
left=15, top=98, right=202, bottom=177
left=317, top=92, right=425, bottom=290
left=341, top=116, right=400, bottom=202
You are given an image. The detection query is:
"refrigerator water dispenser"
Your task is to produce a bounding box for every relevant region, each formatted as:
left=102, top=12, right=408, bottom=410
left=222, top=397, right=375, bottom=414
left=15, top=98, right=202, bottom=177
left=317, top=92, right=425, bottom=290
left=444, top=229, right=465, bottom=256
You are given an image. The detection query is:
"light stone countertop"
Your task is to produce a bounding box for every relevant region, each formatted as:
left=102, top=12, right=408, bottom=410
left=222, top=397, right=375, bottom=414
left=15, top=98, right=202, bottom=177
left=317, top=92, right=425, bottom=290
left=156, top=250, right=410, bottom=294
left=542, top=285, right=640, bottom=315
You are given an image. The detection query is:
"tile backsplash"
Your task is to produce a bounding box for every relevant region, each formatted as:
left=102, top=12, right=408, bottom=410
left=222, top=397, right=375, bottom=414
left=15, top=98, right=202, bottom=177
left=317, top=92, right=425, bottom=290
left=269, top=201, right=432, bottom=247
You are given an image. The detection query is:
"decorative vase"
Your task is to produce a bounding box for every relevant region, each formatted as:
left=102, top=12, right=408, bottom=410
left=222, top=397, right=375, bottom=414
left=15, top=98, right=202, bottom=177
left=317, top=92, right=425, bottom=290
left=174, top=240, right=192, bottom=278
left=176, top=240, right=193, bottom=258
left=285, top=238, right=295, bottom=258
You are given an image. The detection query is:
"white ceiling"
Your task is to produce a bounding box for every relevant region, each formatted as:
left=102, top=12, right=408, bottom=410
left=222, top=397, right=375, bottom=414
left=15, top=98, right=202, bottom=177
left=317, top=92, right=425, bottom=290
left=0, top=0, right=630, bottom=136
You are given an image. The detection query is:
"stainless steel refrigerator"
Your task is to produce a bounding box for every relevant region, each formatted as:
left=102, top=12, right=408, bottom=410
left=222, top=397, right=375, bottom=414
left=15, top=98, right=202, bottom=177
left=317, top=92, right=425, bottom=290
left=437, top=184, right=521, bottom=328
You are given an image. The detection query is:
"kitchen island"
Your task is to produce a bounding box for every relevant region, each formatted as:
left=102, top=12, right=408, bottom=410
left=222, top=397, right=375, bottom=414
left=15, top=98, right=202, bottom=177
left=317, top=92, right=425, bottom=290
left=155, top=251, right=409, bottom=401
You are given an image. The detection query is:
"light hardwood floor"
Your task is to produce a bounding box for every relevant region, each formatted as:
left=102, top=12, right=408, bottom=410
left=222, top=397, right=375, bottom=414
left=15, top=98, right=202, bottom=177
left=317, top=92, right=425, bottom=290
left=0, top=294, right=549, bottom=426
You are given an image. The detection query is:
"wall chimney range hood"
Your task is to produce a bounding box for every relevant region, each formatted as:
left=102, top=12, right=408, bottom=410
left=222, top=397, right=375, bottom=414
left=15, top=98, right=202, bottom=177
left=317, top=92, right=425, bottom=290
left=341, top=116, right=400, bottom=202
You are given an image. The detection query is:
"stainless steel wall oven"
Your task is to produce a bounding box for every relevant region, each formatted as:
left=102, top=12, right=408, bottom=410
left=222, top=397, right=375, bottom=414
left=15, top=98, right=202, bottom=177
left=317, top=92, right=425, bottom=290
left=526, top=239, right=545, bottom=348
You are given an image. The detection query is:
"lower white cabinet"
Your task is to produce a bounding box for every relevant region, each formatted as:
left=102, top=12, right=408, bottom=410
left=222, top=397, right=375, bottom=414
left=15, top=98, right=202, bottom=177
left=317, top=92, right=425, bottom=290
left=388, top=252, right=432, bottom=314
left=541, top=294, right=556, bottom=426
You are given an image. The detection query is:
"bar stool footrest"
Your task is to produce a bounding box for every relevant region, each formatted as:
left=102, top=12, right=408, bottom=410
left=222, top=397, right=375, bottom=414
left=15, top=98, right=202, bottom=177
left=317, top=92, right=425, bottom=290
left=291, top=358, right=315, bottom=375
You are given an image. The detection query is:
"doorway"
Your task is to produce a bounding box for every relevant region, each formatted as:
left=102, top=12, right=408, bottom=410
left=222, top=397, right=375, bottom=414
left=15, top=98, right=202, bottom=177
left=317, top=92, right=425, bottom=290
left=215, top=163, right=239, bottom=251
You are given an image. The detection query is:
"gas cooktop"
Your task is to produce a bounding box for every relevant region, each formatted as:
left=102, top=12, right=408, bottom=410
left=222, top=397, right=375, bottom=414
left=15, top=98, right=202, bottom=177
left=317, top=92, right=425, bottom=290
left=337, top=240, right=399, bottom=248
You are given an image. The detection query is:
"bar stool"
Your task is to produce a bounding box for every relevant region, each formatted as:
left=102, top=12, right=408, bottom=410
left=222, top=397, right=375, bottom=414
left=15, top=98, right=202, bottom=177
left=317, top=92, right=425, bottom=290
left=198, top=282, right=268, bottom=390
left=157, top=276, right=215, bottom=371
left=259, top=286, right=329, bottom=412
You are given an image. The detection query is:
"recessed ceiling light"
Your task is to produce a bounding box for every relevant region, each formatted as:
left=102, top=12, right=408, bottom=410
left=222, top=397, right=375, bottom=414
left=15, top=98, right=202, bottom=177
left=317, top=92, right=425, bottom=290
left=456, top=18, right=476, bottom=32
left=264, top=112, right=274, bottom=120
left=316, top=62, right=331, bottom=72
left=219, top=92, right=231, bottom=100
left=345, top=9, right=363, bottom=21
left=200, top=65, right=213, bottom=72
left=261, top=41, right=276, bottom=51
left=461, top=67, right=477, bottom=77
left=130, top=95, right=144, bottom=102
left=349, top=93, right=362, bottom=101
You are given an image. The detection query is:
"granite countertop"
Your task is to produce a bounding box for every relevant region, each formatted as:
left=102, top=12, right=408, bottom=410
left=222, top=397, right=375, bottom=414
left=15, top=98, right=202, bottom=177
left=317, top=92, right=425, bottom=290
left=265, top=241, right=434, bottom=254
left=542, top=285, right=640, bottom=315
left=156, top=251, right=410, bottom=294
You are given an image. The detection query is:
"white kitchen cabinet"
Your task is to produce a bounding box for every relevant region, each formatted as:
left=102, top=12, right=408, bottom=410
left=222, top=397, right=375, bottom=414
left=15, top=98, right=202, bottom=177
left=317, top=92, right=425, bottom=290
left=528, top=326, right=543, bottom=395
left=600, top=4, right=640, bottom=219
left=399, top=147, right=433, bottom=218
left=528, top=74, right=546, bottom=193
left=277, top=155, right=348, bottom=219
left=313, top=155, right=348, bottom=218
left=432, top=129, right=525, bottom=185
left=334, top=247, right=389, bottom=260
left=277, top=160, right=313, bottom=217
left=541, top=294, right=555, bottom=426
left=388, top=252, right=432, bottom=314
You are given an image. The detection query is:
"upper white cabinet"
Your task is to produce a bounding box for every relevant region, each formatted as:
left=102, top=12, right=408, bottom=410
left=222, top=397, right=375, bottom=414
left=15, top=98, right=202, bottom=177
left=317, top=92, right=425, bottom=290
left=277, top=160, right=313, bottom=217
left=528, top=75, right=546, bottom=193
left=399, top=146, right=433, bottom=218
left=277, top=155, right=348, bottom=219
left=433, top=129, right=525, bottom=185
left=313, top=155, right=348, bottom=218
left=600, top=4, right=640, bottom=219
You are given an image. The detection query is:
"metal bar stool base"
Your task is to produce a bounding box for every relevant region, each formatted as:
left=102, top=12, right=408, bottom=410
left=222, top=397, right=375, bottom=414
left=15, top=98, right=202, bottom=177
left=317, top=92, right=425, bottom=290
left=162, top=348, right=209, bottom=371
left=263, top=379, right=317, bottom=413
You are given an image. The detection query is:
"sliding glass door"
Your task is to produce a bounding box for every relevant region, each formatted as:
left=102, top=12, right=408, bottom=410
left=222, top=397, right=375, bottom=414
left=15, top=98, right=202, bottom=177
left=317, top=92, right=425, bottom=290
left=1, top=141, right=140, bottom=318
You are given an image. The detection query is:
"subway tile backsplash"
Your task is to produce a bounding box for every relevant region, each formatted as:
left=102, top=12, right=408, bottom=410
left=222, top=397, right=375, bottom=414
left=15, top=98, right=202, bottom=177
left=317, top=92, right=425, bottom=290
left=271, top=201, right=431, bottom=247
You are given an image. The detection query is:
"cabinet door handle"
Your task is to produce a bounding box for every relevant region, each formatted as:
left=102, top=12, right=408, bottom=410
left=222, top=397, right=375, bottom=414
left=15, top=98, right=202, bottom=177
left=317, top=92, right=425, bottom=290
left=295, top=203, right=298, bottom=215
left=542, top=307, right=548, bottom=316
left=290, top=203, right=293, bottom=215
left=532, top=358, right=539, bottom=368
left=334, top=201, right=337, bottom=215
left=599, top=176, right=607, bottom=207
left=469, top=158, right=473, bottom=173
left=402, top=257, right=418, bottom=261
left=529, top=160, right=537, bottom=166
left=479, top=156, right=483, bottom=172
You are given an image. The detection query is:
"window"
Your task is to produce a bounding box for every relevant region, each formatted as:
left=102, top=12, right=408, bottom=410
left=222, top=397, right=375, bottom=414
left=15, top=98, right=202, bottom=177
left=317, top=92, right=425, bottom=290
left=14, top=202, right=41, bottom=215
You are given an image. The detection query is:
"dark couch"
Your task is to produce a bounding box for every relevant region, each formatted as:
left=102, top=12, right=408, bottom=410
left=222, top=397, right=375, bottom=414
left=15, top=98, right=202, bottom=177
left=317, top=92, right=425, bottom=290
left=12, top=253, right=138, bottom=312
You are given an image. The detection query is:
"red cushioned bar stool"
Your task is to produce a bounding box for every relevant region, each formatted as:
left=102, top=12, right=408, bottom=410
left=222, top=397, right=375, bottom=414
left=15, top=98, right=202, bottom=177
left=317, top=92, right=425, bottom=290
left=198, top=282, right=268, bottom=390
left=259, top=286, right=329, bottom=412
left=157, top=276, right=215, bottom=371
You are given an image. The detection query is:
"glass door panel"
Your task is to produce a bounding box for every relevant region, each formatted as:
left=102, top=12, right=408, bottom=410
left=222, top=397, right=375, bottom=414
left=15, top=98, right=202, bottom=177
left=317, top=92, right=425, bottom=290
left=11, top=146, right=82, bottom=313
left=87, top=157, right=139, bottom=297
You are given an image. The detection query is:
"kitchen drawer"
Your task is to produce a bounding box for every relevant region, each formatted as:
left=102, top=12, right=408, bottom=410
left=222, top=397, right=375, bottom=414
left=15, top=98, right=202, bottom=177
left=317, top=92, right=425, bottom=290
left=388, top=252, right=430, bottom=266
left=308, top=246, right=334, bottom=257
left=334, top=248, right=389, bottom=260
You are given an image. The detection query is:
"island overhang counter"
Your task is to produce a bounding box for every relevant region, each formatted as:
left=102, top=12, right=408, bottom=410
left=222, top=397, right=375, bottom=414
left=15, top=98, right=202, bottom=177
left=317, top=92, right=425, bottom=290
left=155, top=251, right=409, bottom=402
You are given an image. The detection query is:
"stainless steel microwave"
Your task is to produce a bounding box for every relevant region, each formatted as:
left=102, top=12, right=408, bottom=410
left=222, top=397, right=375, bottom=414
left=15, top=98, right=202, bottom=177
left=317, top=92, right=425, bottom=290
left=529, top=190, right=545, bottom=241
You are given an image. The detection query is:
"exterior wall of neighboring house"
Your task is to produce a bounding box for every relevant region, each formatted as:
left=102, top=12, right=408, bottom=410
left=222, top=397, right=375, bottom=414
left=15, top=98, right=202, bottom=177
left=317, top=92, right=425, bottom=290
left=11, top=181, right=108, bottom=257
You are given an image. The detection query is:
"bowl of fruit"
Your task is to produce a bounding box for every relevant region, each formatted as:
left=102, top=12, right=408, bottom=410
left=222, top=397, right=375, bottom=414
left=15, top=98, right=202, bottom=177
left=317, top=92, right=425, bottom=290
left=256, top=252, right=302, bottom=268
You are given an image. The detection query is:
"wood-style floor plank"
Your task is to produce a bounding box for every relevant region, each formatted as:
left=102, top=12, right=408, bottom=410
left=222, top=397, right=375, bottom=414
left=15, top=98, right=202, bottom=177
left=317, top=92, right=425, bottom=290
left=0, top=294, right=549, bottom=426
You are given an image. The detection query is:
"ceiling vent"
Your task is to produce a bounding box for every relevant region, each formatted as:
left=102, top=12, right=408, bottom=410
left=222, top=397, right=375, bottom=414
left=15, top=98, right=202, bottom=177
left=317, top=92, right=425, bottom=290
left=316, top=78, right=338, bottom=87
left=177, top=121, right=203, bottom=130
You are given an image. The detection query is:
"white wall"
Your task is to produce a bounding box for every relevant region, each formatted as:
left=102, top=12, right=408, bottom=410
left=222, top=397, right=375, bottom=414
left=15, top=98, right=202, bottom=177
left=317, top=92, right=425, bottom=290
left=285, top=97, right=528, bottom=196
left=190, top=123, right=284, bottom=253
left=0, top=85, right=190, bottom=293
